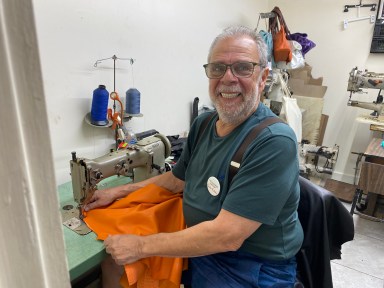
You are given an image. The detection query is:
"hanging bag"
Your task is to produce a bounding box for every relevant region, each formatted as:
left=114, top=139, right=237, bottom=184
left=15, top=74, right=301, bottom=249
left=256, top=13, right=275, bottom=66
left=269, top=7, right=292, bottom=63
left=259, top=30, right=274, bottom=64
left=276, top=40, right=305, bottom=70
left=275, top=72, right=302, bottom=142
left=288, top=33, right=316, bottom=56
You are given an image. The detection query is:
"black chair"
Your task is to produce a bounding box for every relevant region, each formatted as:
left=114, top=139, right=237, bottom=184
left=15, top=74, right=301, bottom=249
left=296, top=176, right=354, bottom=288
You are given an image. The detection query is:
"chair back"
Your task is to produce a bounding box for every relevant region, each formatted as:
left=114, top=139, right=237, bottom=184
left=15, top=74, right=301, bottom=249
left=296, top=176, right=354, bottom=288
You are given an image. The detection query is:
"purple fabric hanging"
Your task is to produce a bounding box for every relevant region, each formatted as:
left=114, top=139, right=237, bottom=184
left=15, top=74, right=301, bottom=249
left=288, top=33, right=316, bottom=56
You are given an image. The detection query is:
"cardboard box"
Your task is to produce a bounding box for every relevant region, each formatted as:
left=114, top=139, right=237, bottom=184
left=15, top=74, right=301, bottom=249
left=289, top=78, right=327, bottom=98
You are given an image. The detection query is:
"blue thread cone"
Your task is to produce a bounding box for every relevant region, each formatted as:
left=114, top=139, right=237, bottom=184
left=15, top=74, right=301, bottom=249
left=91, top=85, right=109, bottom=126
left=126, top=88, right=141, bottom=115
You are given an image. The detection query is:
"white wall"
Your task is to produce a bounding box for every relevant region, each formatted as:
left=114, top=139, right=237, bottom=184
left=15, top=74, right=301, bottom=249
left=33, top=0, right=384, bottom=185
left=269, top=0, right=384, bottom=183
left=33, top=0, right=270, bottom=184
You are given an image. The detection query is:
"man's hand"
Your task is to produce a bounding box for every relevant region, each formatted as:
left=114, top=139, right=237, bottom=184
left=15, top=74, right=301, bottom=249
left=83, top=172, right=184, bottom=213
left=83, top=186, right=123, bottom=211
left=104, top=234, right=143, bottom=265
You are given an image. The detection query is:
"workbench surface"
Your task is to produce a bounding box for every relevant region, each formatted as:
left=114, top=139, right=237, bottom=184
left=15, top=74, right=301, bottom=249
left=364, top=137, right=384, bottom=158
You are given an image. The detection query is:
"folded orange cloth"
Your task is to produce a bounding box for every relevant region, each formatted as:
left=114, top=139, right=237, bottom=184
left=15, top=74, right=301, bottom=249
left=83, top=184, right=186, bottom=288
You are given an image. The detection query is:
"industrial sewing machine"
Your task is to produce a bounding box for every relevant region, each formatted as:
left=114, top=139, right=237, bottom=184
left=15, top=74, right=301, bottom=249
left=347, top=67, right=384, bottom=121
left=263, top=69, right=340, bottom=177
left=63, top=133, right=171, bottom=235
left=298, top=142, right=339, bottom=178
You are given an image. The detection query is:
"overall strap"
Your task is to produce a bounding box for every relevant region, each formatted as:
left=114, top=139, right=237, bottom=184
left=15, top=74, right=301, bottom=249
left=229, top=117, right=285, bottom=185
left=195, top=112, right=217, bottom=147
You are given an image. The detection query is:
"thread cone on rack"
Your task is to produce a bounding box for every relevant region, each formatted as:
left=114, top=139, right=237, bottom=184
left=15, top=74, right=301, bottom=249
left=126, top=88, right=141, bottom=115
left=90, top=85, right=109, bottom=126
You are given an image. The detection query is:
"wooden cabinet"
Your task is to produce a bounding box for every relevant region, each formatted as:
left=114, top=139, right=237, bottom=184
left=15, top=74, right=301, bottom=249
left=351, top=138, right=384, bottom=219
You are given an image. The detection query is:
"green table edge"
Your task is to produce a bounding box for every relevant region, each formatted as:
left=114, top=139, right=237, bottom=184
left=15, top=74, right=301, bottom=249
left=58, top=175, right=131, bottom=281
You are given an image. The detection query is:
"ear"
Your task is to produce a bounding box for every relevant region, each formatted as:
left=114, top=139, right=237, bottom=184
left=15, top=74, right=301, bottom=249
left=258, top=68, right=269, bottom=91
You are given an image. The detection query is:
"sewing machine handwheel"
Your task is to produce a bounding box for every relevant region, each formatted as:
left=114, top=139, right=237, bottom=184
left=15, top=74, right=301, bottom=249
left=154, top=133, right=172, bottom=158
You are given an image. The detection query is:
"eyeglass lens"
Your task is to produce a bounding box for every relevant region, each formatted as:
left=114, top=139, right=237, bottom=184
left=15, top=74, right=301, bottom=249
left=205, top=62, right=256, bottom=78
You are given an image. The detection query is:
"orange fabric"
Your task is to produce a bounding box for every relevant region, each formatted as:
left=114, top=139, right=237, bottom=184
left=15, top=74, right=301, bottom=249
left=83, top=184, right=186, bottom=288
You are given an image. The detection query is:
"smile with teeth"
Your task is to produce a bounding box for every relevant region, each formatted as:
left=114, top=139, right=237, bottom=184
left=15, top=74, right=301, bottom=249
left=220, top=92, right=241, bottom=98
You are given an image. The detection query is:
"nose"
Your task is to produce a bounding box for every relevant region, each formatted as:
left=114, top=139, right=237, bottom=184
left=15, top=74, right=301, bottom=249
left=221, top=66, right=237, bottom=82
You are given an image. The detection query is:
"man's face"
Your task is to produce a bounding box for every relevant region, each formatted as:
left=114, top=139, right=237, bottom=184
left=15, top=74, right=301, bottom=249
left=208, top=36, right=268, bottom=125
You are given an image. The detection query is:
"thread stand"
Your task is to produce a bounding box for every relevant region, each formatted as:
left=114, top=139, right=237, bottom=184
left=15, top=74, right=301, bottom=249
left=93, top=54, right=135, bottom=119
left=86, top=55, right=143, bottom=149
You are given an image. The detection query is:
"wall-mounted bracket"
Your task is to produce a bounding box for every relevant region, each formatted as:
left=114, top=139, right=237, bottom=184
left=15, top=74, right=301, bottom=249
left=343, top=1, right=377, bottom=28
left=343, top=1, right=376, bottom=12
left=259, top=12, right=276, bottom=19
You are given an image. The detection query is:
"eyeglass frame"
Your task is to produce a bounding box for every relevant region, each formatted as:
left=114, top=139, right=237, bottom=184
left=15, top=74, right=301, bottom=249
left=203, top=61, right=266, bottom=79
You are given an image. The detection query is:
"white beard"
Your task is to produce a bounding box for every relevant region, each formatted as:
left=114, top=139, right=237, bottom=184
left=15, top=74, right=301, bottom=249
left=211, top=82, right=260, bottom=126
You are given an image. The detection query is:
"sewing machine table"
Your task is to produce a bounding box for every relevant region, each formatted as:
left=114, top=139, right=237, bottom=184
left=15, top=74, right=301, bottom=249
left=58, top=175, right=131, bottom=281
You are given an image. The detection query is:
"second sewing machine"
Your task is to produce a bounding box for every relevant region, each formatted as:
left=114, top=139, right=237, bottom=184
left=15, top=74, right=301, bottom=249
left=347, top=66, right=384, bottom=121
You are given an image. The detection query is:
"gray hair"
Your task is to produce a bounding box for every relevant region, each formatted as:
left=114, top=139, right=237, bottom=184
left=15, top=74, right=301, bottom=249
left=207, top=26, right=268, bottom=68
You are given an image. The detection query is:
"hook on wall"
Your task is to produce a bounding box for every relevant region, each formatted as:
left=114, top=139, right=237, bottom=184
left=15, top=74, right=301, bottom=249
left=255, top=12, right=276, bottom=32
left=344, top=1, right=376, bottom=12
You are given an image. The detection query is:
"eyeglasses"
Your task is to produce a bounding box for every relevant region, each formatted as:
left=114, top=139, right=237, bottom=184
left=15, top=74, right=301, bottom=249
left=203, top=62, right=264, bottom=79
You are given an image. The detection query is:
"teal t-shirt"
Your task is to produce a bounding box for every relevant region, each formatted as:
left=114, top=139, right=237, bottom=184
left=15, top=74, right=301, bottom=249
left=172, top=103, right=303, bottom=260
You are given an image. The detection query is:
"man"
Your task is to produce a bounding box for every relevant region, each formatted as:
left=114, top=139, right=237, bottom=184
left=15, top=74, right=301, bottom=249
left=85, top=26, right=303, bottom=287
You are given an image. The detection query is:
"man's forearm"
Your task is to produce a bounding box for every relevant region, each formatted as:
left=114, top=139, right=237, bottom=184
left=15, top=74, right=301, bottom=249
left=140, top=218, right=244, bottom=258
left=137, top=209, right=262, bottom=259
left=104, top=209, right=260, bottom=265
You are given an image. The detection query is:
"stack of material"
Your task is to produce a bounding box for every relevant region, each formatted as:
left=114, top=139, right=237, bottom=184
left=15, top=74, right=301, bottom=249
left=288, top=64, right=328, bottom=145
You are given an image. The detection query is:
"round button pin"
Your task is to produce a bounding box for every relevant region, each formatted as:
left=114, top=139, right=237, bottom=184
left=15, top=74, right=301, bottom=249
left=207, top=176, right=220, bottom=196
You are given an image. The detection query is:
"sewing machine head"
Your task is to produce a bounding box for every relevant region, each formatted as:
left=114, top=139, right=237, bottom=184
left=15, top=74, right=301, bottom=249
left=298, top=143, right=339, bottom=178
left=347, top=67, right=384, bottom=93
left=347, top=67, right=384, bottom=119
left=70, top=133, right=171, bottom=205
